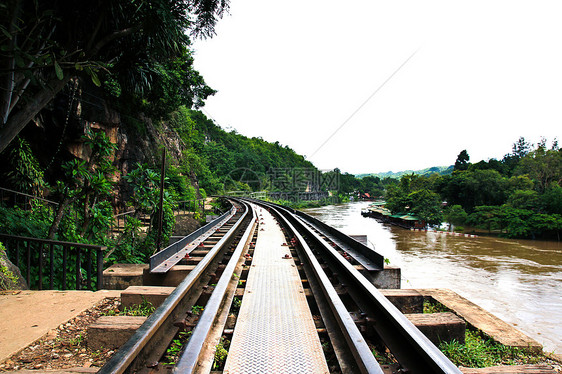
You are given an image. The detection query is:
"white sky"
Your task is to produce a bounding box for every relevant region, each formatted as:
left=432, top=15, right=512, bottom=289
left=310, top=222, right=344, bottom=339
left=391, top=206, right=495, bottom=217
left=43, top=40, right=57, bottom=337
left=193, top=0, right=562, bottom=174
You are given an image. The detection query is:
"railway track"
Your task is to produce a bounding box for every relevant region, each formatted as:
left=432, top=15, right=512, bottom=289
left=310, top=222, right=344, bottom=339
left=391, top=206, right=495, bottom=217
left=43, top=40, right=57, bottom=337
left=98, top=198, right=461, bottom=373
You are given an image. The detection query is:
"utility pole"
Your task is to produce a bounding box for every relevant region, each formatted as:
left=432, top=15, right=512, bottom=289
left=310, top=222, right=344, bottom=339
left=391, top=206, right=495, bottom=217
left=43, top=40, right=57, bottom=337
left=156, top=148, right=166, bottom=252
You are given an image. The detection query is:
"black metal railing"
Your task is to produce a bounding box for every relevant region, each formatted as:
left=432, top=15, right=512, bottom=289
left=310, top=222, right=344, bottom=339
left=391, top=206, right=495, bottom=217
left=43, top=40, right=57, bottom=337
left=0, top=233, right=106, bottom=290
left=174, top=198, right=206, bottom=215
left=110, top=209, right=136, bottom=233
left=0, top=186, right=59, bottom=210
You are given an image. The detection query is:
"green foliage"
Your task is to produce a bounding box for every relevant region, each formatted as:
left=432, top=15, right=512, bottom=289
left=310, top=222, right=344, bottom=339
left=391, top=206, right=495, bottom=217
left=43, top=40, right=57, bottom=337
left=0, top=242, right=20, bottom=290
left=355, top=174, right=388, bottom=197
left=124, top=162, right=176, bottom=256
left=106, top=216, right=144, bottom=264
left=212, top=337, right=230, bottom=370
left=423, top=299, right=450, bottom=314
left=141, top=48, right=216, bottom=118
left=468, top=206, right=504, bottom=233
left=4, top=138, right=47, bottom=196
left=170, top=109, right=318, bottom=195
left=124, top=163, right=161, bottom=213
left=467, top=205, right=562, bottom=238
left=438, top=169, right=509, bottom=212
left=104, top=297, right=155, bottom=316
left=541, top=184, right=562, bottom=214
left=46, top=130, right=117, bottom=242
left=162, top=331, right=192, bottom=366
left=379, top=137, right=561, bottom=238
left=358, top=166, right=453, bottom=180
left=371, top=347, right=395, bottom=364
left=408, top=189, right=444, bottom=225
left=454, top=150, right=470, bottom=171
left=515, top=138, right=561, bottom=193
left=0, top=203, right=52, bottom=238
left=439, top=330, right=543, bottom=367
left=232, top=297, right=242, bottom=312
left=445, top=205, right=468, bottom=227
left=385, top=177, right=443, bottom=225
left=164, top=339, right=183, bottom=365
left=507, top=175, right=534, bottom=192
left=167, top=166, right=196, bottom=201
left=507, top=190, right=541, bottom=211
left=0, top=0, right=229, bottom=152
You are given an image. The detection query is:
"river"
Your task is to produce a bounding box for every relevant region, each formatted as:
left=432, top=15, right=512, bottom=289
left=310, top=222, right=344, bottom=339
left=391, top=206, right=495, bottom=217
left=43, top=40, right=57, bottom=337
left=303, top=201, right=562, bottom=355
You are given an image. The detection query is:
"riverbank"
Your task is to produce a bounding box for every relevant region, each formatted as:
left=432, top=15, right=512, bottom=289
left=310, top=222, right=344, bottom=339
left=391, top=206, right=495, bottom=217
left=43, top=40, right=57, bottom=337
left=303, top=201, right=562, bottom=356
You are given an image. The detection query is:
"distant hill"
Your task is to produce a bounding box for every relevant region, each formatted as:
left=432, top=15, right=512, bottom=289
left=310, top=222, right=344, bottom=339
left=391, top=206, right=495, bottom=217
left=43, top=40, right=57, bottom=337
left=356, top=165, right=454, bottom=179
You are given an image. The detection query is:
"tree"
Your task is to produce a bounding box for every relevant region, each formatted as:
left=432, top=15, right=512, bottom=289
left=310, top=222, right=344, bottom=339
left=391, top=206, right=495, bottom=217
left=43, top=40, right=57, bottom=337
left=408, top=189, right=443, bottom=225
left=359, top=175, right=383, bottom=197
left=123, top=162, right=176, bottom=253
left=454, top=150, right=470, bottom=171
left=385, top=177, right=443, bottom=226
left=507, top=175, right=534, bottom=193
left=507, top=190, right=541, bottom=211
left=48, top=130, right=116, bottom=240
left=440, top=169, right=508, bottom=212
left=541, top=184, right=562, bottom=215
left=468, top=206, right=502, bottom=233
left=133, top=47, right=216, bottom=118
left=500, top=206, right=534, bottom=238
left=339, top=172, right=360, bottom=194
left=512, top=137, right=531, bottom=159
left=0, top=0, right=229, bottom=152
left=470, top=169, right=508, bottom=207
left=515, top=139, right=562, bottom=193
left=445, top=205, right=468, bottom=227
left=384, top=184, right=409, bottom=213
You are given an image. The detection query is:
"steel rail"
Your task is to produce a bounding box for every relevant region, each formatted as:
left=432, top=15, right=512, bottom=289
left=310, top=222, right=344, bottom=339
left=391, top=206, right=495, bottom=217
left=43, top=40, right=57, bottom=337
left=174, top=200, right=256, bottom=373
left=293, top=209, right=384, bottom=270
left=248, top=199, right=384, bottom=374
left=256, top=199, right=462, bottom=373
left=98, top=200, right=249, bottom=374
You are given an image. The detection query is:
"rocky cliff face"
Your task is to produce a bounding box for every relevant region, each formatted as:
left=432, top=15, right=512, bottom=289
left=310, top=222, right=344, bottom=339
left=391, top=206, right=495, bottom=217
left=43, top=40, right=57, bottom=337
left=0, top=245, right=27, bottom=290
left=21, top=82, right=191, bottom=211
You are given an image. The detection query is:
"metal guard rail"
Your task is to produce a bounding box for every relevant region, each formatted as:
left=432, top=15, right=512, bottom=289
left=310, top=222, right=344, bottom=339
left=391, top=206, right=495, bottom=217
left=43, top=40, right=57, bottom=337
left=99, top=200, right=250, bottom=374
left=149, top=204, right=236, bottom=271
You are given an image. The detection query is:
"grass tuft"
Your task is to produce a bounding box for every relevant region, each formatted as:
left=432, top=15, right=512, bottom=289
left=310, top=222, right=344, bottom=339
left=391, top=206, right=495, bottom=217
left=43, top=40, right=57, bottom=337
left=440, top=330, right=544, bottom=367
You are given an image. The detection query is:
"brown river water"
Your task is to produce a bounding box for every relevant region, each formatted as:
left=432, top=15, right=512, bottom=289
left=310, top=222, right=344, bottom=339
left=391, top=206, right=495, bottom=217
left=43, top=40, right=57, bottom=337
left=303, top=201, right=562, bottom=355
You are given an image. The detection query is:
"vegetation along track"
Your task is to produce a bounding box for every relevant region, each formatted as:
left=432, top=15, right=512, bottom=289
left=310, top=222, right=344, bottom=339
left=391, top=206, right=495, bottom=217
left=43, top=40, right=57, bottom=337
left=98, top=198, right=461, bottom=373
